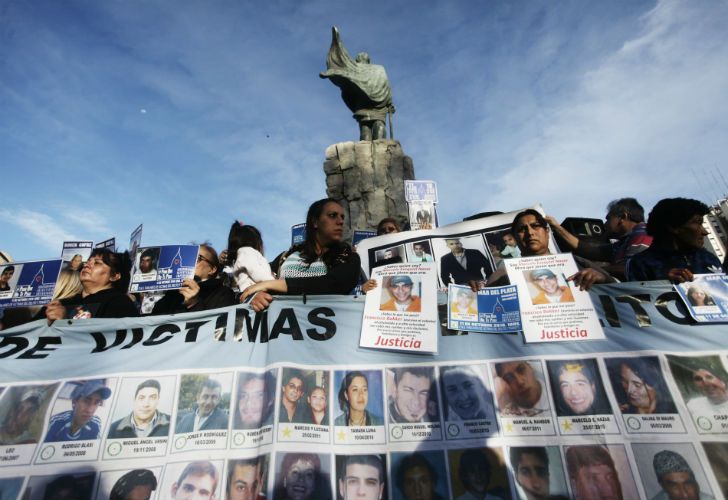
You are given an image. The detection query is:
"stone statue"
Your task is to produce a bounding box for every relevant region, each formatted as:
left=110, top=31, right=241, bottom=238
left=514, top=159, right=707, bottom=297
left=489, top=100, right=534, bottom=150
left=320, top=27, right=395, bottom=141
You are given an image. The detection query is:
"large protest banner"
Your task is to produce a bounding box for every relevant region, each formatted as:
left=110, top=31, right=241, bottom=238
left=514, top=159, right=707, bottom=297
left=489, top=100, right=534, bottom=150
left=1, top=282, right=728, bottom=499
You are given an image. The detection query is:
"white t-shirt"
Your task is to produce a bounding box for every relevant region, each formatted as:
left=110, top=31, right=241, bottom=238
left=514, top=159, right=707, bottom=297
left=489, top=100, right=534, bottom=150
left=233, top=247, right=274, bottom=291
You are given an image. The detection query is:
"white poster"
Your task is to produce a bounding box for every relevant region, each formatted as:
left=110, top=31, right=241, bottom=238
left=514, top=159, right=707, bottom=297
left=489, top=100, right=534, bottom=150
left=360, top=263, right=439, bottom=354
left=504, top=253, right=605, bottom=343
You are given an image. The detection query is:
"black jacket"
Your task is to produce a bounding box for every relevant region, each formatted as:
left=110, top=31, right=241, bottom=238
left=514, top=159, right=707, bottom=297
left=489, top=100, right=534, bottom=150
left=151, top=278, right=235, bottom=315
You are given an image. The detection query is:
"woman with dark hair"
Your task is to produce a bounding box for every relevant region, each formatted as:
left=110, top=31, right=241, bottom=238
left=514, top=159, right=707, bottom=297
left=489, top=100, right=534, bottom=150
left=686, top=285, right=717, bottom=307
left=0, top=265, right=14, bottom=292
left=241, top=198, right=361, bottom=311
left=151, top=243, right=235, bottom=314
left=226, top=221, right=274, bottom=292
left=334, top=371, right=382, bottom=426
left=41, top=248, right=138, bottom=323
left=610, top=357, right=676, bottom=414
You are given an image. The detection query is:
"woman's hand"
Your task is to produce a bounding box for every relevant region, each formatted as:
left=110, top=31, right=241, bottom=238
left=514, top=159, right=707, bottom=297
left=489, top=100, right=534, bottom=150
left=240, top=279, right=288, bottom=311
left=179, top=279, right=200, bottom=308
left=667, top=268, right=693, bottom=284
left=361, top=279, right=378, bottom=293
left=45, top=300, right=67, bottom=325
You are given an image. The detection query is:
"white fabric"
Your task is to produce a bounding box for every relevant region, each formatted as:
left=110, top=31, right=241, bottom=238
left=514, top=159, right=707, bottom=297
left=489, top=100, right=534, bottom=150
left=233, top=247, right=274, bottom=291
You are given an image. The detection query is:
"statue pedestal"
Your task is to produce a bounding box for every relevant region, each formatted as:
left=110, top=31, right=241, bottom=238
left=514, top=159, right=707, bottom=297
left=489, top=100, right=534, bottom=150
left=323, top=140, right=415, bottom=241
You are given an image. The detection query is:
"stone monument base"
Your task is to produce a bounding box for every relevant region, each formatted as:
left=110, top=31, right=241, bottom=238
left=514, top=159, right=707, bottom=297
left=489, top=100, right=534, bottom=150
left=323, top=140, right=415, bottom=242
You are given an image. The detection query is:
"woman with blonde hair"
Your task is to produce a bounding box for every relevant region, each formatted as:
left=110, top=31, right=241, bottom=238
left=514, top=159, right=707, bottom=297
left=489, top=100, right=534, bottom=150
left=52, top=269, right=83, bottom=301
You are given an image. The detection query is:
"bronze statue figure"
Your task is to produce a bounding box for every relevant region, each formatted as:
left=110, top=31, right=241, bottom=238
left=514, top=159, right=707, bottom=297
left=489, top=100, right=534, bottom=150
left=320, top=27, right=395, bottom=141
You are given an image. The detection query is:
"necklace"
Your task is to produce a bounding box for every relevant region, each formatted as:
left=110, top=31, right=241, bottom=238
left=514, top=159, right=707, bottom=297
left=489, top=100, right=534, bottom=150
left=349, top=412, right=366, bottom=426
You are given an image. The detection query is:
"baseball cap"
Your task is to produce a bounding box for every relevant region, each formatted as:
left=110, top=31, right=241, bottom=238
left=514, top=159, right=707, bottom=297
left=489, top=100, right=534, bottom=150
left=71, top=379, right=112, bottom=401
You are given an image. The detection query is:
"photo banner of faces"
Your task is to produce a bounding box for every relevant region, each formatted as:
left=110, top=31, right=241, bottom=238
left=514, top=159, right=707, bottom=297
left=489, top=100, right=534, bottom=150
left=3, top=351, right=728, bottom=499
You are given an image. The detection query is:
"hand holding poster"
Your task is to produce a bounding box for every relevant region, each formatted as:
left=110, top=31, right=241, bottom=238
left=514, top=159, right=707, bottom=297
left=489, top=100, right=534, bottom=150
left=675, top=274, right=728, bottom=323
left=360, top=263, right=438, bottom=354
left=129, top=245, right=199, bottom=293
left=504, top=253, right=605, bottom=343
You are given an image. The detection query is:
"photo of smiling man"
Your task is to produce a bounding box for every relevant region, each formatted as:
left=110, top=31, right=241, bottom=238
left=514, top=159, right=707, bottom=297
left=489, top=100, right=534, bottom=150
left=547, top=359, right=612, bottom=417
left=380, top=275, right=422, bottom=313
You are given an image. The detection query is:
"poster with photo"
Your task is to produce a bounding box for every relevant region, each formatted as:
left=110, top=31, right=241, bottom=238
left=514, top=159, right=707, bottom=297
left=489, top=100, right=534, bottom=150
left=360, top=263, right=438, bottom=354
left=0, top=259, right=62, bottom=308
left=504, top=253, right=605, bottom=343
left=439, top=364, right=498, bottom=439
left=332, top=369, right=386, bottom=445
left=129, top=245, right=198, bottom=293
left=172, top=372, right=233, bottom=453
left=408, top=200, right=437, bottom=231
left=352, top=230, right=376, bottom=248
left=128, top=224, right=143, bottom=257
left=95, top=237, right=116, bottom=251
left=404, top=240, right=435, bottom=263
left=675, top=273, right=728, bottom=323
left=60, top=241, right=93, bottom=272
left=37, top=378, right=118, bottom=465
left=447, top=284, right=521, bottom=333
left=291, top=223, right=306, bottom=246
left=432, top=234, right=494, bottom=289
left=404, top=179, right=438, bottom=203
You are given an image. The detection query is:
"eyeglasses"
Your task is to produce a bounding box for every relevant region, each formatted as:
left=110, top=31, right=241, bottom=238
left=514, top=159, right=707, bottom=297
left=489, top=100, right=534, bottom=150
left=197, top=254, right=213, bottom=265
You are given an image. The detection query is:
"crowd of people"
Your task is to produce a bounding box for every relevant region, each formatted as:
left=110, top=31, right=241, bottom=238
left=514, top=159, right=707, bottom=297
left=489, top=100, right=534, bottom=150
left=0, top=195, right=726, bottom=329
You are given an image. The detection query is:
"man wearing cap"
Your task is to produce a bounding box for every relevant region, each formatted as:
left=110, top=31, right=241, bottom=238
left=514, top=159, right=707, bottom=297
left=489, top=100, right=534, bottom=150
left=652, top=450, right=711, bottom=500
left=0, top=389, right=42, bottom=445
left=530, top=269, right=575, bottom=305
left=45, top=380, right=111, bottom=442
left=380, top=275, right=422, bottom=312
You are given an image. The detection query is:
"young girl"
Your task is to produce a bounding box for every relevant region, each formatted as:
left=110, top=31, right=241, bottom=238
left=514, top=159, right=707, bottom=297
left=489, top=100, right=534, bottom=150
left=226, top=222, right=274, bottom=292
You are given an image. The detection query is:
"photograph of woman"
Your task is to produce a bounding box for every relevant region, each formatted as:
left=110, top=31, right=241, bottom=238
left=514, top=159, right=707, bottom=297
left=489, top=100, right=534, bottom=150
left=605, top=357, right=677, bottom=414
left=334, top=371, right=383, bottom=427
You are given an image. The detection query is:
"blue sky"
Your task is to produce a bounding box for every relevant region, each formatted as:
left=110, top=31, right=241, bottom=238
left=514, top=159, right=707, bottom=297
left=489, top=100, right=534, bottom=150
left=2, top=0, right=727, bottom=262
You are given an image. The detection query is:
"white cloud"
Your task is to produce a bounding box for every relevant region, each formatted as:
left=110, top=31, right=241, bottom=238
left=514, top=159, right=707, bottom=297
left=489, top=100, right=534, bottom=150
left=0, top=209, right=76, bottom=253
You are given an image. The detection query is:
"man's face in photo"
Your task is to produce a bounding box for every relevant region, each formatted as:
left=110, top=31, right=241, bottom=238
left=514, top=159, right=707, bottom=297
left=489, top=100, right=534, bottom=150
left=228, top=463, right=261, bottom=500
left=692, top=368, right=728, bottom=404
left=516, top=453, right=550, bottom=499
left=197, top=386, right=221, bottom=418
left=515, top=215, right=550, bottom=256
left=413, top=244, right=425, bottom=257
left=402, top=465, right=434, bottom=500
left=171, top=472, right=216, bottom=500
left=573, top=464, right=621, bottom=500
left=383, top=249, right=394, bottom=259
left=499, top=362, right=542, bottom=409
left=389, top=281, right=413, bottom=305
left=283, top=377, right=304, bottom=405
left=139, top=255, right=154, bottom=273
left=72, top=392, right=104, bottom=429
left=446, top=239, right=463, bottom=255
left=0, top=267, right=14, bottom=285
left=133, top=387, right=160, bottom=423
left=533, top=273, right=559, bottom=295
left=340, top=463, right=383, bottom=500
left=659, top=471, right=699, bottom=500
left=14, top=400, right=39, bottom=428
left=394, top=372, right=430, bottom=422
left=238, top=378, right=266, bottom=427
